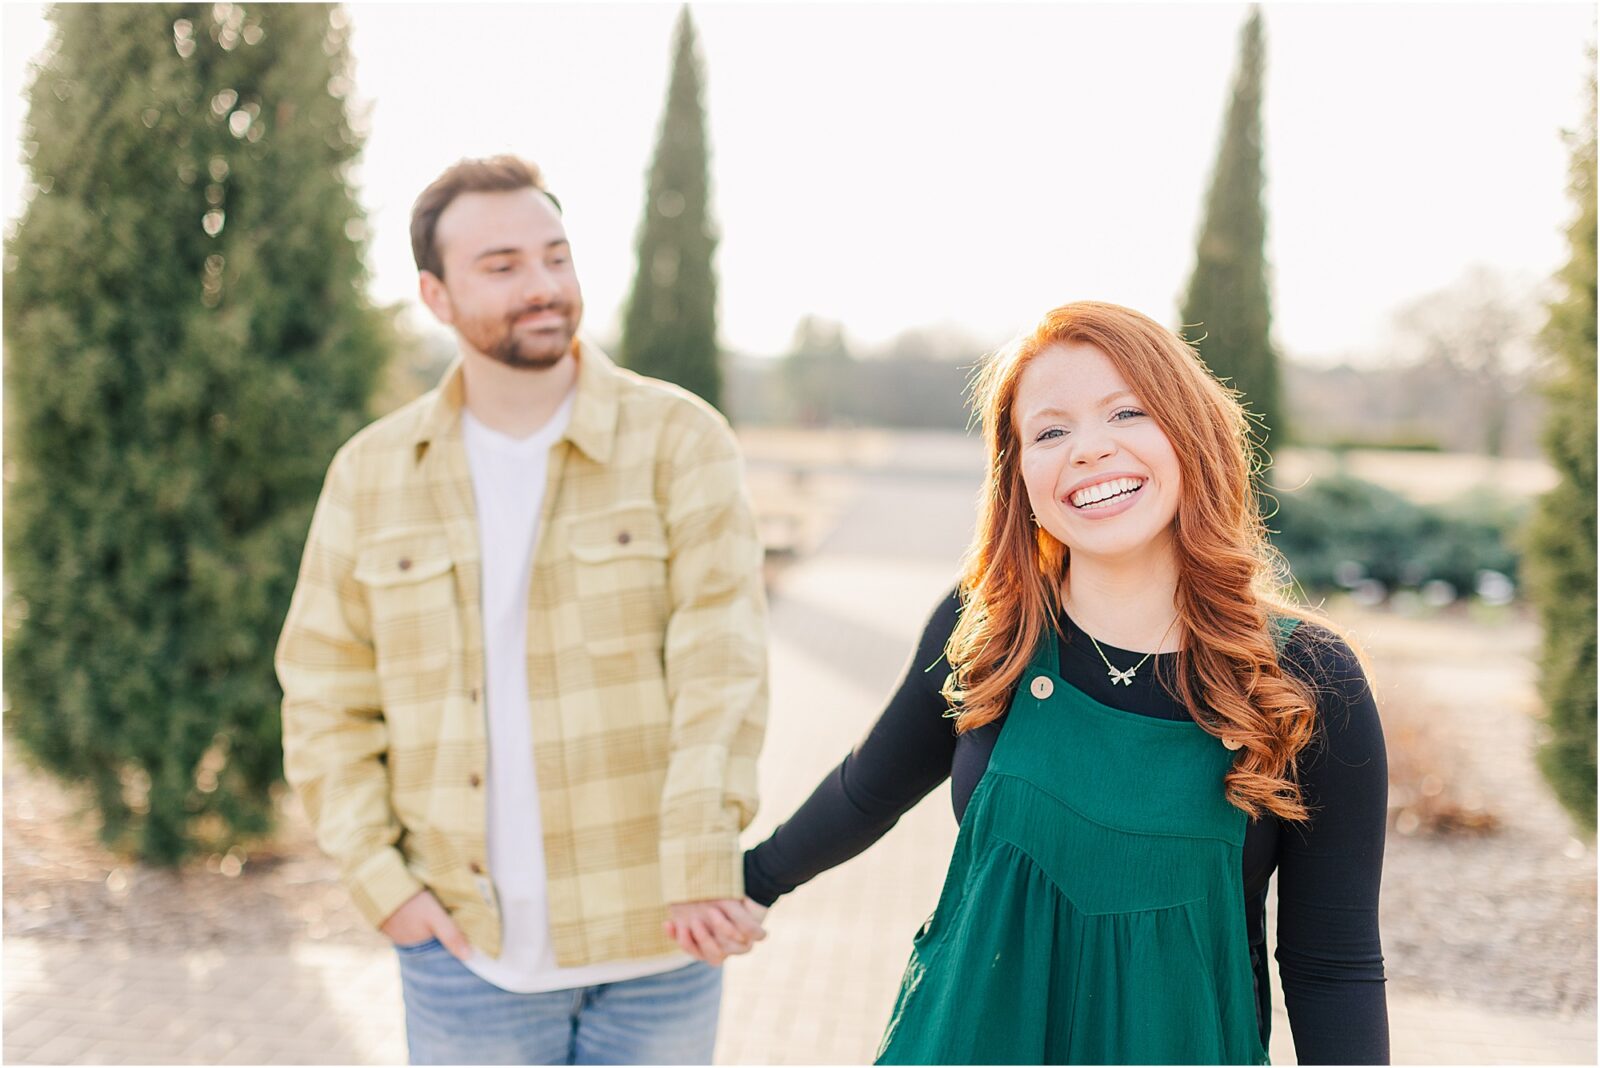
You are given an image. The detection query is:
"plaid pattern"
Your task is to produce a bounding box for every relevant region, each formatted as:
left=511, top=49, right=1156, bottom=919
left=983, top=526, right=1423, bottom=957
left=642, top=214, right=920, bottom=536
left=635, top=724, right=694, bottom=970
left=276, top=342, right=768, bottom=966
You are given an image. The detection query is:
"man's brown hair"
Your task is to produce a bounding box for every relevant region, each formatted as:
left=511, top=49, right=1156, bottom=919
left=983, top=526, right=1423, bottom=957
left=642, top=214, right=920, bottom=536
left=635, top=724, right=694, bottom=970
left=410, top=155, right=562, bottom=277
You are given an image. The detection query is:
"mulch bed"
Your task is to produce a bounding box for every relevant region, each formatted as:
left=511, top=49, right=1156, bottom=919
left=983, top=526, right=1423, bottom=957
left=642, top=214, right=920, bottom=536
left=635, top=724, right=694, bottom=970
left=4, top=751, right=378, bottom=950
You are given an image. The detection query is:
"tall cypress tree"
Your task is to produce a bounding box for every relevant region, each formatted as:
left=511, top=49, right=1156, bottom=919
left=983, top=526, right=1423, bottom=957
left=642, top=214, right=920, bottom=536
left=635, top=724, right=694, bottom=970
left=1526, top=55, right=1597, bottom=832
left=620, top=5, right=722, bottom=410
left=1180, top=6, right=1284, bottom=445
left=3, top=3, right=388, bottom=862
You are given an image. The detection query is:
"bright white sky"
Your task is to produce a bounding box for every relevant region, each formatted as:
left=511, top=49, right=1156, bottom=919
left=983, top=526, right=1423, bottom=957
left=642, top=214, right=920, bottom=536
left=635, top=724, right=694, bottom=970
left=3, top=2, right=1594, bottom=363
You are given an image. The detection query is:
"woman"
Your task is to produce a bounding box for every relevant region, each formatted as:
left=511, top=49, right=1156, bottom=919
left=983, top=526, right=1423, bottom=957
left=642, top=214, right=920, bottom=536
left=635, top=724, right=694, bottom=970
left=676, top=302, right=1389, bottom=1064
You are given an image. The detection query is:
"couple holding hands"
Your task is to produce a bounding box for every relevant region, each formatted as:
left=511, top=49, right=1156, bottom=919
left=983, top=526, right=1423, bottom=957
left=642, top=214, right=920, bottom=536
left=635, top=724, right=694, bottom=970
left=277, top=155, right=1387, bottom=1066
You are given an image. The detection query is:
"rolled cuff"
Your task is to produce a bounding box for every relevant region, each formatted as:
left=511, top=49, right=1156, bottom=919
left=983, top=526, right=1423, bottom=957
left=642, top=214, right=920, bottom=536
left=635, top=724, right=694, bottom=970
left=741, top=849, right=783, bottom=908
left=346, top=846, right=426, bottom=929
left=660, top=832, right=744, bottom=904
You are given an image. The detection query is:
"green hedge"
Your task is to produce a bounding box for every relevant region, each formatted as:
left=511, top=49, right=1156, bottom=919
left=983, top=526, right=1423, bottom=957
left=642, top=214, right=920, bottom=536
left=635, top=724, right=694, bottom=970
left=1269, top=475, right=1523, bottom=598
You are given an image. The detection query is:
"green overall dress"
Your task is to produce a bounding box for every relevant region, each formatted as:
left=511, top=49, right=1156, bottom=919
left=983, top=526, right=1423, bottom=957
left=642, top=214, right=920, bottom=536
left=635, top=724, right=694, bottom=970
left=876, top=628, right=1273, bottom=1066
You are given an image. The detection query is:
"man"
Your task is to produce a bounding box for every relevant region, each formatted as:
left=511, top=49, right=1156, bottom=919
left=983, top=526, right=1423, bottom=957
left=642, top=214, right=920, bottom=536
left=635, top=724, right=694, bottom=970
left=277, top=155, right=768, bottom=1065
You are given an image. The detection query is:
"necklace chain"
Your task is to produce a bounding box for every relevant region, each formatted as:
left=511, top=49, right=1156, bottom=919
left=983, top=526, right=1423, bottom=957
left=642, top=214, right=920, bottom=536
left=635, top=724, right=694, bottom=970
left=1085, top=615, right=1179, bottom=686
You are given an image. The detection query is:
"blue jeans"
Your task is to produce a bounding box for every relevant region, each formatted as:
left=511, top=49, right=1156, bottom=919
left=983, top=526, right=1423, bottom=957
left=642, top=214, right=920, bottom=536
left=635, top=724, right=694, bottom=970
left=395, top=939, right=722, bottom=1065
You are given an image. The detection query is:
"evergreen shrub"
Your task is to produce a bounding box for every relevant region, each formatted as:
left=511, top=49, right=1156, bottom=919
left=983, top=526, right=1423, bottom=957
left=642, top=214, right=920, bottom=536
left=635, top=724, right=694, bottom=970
left=3, top=3, right=387, bottom=862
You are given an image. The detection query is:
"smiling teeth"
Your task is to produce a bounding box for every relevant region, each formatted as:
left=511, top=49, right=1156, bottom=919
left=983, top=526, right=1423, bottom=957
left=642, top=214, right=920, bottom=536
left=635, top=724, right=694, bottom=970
left=1070, top=478, right=1144, bottom=508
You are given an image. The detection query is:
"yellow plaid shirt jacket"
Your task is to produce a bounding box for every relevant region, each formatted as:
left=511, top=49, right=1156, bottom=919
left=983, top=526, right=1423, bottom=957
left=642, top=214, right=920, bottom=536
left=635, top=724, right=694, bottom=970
left=276, top=343, right=768, bottom=967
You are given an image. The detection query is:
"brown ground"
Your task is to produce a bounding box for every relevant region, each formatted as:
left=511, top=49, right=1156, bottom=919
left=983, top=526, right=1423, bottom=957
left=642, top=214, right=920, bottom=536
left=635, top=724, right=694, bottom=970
left=4, top=765, right=377, bottom=951
left=1344, top=601, right=1597, bottom=1016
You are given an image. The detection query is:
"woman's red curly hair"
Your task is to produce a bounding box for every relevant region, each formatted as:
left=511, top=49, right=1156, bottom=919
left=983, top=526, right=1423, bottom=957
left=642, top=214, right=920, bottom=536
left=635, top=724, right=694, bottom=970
left=944, top=300, right=1333, bottom=822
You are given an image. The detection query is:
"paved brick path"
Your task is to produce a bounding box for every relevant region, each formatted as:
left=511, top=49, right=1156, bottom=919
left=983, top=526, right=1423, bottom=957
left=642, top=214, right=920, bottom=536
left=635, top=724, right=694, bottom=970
left=8, top=935, right=1596, bottom=1064
left=5, top=435, right=1596, bottom=1065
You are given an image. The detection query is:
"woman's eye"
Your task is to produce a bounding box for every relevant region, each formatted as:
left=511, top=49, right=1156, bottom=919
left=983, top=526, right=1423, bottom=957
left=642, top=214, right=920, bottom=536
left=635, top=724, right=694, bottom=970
left=1111, top=407, right=1147, bottom=421
left=1034, top=427, right=1066, bottom=442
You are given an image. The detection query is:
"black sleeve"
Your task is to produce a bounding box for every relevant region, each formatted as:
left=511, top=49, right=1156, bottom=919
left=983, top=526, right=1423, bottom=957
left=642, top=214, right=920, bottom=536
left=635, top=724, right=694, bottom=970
left=1275, top=626, right=1391, bottom=1065
left=742, top=587, right=963, bottom=907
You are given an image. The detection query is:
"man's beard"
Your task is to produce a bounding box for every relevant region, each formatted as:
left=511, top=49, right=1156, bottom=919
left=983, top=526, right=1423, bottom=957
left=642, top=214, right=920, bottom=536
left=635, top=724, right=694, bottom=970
left=461, top=301, right=579, bottom=371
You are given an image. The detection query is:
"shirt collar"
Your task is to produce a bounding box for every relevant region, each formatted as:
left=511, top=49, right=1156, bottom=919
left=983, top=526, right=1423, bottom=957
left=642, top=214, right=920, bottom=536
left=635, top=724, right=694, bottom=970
left=412, top=337, right=621, bottom=465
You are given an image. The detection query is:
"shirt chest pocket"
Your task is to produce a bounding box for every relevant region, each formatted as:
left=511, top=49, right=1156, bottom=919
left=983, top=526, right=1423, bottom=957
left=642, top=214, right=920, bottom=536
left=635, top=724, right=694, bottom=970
left=568, top=505, right=670, bottom=657
left=354, top=530, right=458, bottom=672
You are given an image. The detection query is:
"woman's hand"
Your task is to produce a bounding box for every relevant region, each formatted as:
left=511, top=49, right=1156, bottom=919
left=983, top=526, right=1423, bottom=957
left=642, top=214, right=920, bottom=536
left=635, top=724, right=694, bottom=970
left=664, top=897, right=769, bottom=965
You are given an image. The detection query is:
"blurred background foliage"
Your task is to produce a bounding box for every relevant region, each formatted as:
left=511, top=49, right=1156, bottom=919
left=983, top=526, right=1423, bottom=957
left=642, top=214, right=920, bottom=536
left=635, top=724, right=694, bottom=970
left=1524, top=54, right=1597, bottom=832
left=619, top=7, right=722, bottom=410
left=1179, top=8, right=1285, bottom=449
left=3, top=3, right=387, bottom=862
left=1269, top=475, right=1524, bottom=600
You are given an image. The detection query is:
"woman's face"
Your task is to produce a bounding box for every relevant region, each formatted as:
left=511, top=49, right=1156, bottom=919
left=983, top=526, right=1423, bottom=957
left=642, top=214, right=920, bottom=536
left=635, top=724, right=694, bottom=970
left=1013, top=341, right=1182, bottom=567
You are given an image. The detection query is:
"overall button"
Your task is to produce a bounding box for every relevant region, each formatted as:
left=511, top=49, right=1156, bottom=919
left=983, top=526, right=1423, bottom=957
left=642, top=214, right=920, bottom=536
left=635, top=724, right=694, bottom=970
left=1030, top=676, right=1054, bottom=699
left=1222, top=736, right=1244, bottom=751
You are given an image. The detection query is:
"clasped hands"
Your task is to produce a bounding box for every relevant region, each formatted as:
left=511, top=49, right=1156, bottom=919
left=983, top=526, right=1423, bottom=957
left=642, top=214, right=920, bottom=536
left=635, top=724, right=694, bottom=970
left=382, top=889, right=770, bottom=967
left=664, top=897, right=769, bottom=965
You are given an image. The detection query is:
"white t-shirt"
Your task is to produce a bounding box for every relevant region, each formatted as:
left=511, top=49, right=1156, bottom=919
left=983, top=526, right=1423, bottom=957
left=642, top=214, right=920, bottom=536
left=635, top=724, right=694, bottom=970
left=460, top=400, right=685, bottom=993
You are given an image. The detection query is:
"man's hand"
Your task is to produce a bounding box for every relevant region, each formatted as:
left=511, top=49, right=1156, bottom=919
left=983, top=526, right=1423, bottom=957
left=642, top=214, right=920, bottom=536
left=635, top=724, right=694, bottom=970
left=664, top=898, right=769, bottom=965
left=380, top=889, right=473, bottom=960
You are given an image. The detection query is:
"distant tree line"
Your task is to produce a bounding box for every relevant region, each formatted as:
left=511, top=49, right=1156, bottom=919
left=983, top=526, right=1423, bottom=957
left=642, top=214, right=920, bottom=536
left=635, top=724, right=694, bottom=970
left=713, top=323, right=1552, bottom=458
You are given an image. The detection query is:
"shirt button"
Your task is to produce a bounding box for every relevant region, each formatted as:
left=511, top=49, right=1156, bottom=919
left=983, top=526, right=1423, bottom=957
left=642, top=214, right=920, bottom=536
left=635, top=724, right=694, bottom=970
left=1222, top=736, right=1244, bottom=751
left=1030, top=676, right=1054, bottom=699
left=616, top=530, right=632, bottom=545
left=469, top=774, right=482, bottom=788
left=469, top=861, right=484, bottom=874
left=397, top=557, right=412, bottom=571
left=470, top=688, right=480, bottom=702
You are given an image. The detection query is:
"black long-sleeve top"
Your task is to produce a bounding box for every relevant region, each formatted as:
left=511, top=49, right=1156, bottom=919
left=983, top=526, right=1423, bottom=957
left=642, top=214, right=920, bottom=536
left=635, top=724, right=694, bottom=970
left=744, top=587, right=1390, bottom=1065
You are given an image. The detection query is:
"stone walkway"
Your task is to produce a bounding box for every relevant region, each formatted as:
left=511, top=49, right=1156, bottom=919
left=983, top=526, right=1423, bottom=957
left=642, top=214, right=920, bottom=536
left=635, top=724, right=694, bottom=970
left=5, top=434, right=1596, bottom=1065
